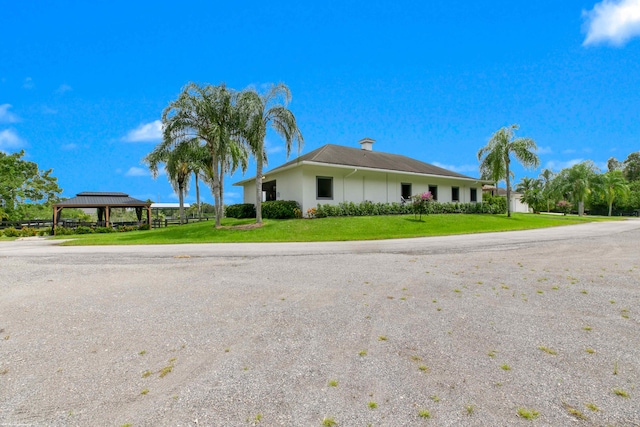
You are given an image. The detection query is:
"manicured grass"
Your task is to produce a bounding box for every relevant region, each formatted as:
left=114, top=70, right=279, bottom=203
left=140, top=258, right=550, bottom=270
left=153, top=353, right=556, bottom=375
left=54, top=213, right=618, bottom=246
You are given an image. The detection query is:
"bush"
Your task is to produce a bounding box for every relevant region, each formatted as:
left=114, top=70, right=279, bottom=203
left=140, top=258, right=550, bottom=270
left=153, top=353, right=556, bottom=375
left=225, top=203, right=256, bottom=219
left=75, top=226, right=94, bottom=234
left=138, top=224, right=151, bottom=231
left=315, top=199, right=505, bottom=218
left=262, top=200, right=300, bottom=219
left=2, top=227, right=20, bottom=237
left=54, top=227, right=75, bottom=235
left=117, top=225, right=137, bottom=232
left=20, top=227, right=38, bottom=237
left=95, top=226, right=116, bottom=233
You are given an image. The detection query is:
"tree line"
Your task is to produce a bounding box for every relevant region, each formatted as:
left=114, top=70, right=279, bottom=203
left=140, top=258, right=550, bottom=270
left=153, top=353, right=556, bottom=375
left=515, top=152, right=640, bottom=216
left=144, top=82, right=303, bottom=226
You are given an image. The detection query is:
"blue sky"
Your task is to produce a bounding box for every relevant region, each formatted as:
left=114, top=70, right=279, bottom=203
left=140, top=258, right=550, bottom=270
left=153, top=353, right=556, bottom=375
left=2, top=1, right=640, bottom=204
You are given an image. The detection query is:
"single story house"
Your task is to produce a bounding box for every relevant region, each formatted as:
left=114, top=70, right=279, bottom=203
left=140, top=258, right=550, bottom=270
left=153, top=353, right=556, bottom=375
left=234, top=138, right=489, bottom=215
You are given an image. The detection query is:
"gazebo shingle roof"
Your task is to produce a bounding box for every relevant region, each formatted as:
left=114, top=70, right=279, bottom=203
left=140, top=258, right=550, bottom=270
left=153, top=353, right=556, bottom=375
left=54, top=192, right=150, bottom=207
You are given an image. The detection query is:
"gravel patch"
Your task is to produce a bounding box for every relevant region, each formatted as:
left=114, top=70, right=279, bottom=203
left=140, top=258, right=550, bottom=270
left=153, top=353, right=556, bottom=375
left=1, top=221, right=639, bottom=426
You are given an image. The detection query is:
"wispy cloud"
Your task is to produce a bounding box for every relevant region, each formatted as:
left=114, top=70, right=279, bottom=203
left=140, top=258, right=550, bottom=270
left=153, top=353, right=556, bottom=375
left=125, top=166, right=149, bottom=177
left=0, top=104, right=19, bottom=123
left=0, top=129, right=25, bottom=151
left=23, top=77, right=34, bottom=89
left=122, top=120, right=162, bottom=142
left=55, top=84, right=73, bottom=94
left=432, top=161, right=478, bottom=173
left=562, top=148, right=576, bottom=154
left=61, top=143, right=78, bottom=151
left=583, top=0, right=640, bottom=46
left=537, top=146, right=553, bottom=155
left=545, top=158, right=584, bottom=170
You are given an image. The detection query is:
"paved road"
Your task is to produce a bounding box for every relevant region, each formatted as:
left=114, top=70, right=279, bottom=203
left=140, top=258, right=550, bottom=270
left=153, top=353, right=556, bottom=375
left=2, top=219, right=639, bottom=257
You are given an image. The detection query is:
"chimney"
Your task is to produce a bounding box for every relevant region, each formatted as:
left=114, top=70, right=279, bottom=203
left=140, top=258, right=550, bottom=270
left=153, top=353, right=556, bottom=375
left=359, top=137, right=375, bottom=151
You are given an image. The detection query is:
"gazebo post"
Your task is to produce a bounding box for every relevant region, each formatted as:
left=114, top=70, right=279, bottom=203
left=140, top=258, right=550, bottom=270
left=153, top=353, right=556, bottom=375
left=105, top=205, right=110, bottom=227
left=146, top=206, right=151, bottom=228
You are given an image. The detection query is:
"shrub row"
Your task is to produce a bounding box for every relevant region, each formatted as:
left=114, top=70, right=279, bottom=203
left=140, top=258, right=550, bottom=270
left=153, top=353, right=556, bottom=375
left=225, top=201, right=301, bottom=219
left=315, top=199, right=506, bottom=218
left=1, top=227, right=48, bottom=237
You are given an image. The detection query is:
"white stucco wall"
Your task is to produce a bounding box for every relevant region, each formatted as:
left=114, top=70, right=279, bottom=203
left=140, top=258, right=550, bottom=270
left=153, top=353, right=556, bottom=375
left=238, top=164, right=484, bottom=215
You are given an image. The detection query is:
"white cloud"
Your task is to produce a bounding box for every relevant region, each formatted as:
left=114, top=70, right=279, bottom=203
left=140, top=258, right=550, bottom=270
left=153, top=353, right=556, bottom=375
left=56, top=84, right=72, bottom=94
left=0, top=104, right=19, bottom=123
left=432, top=162, right=478, bottom=173
left=0, top=129, right=25, bottom=151
left=122, top=120, right=162, bottom=142
left=562, top=148, right=576, bottom=154
left=537, top=146, right=553, bottom=155
left=23, top=77, right=34, bottom=89
left=545, top=158, right=584, bottom=170
left=583, top=0, right=640, bottom=46
left=125, top=166, right=149, bottom=177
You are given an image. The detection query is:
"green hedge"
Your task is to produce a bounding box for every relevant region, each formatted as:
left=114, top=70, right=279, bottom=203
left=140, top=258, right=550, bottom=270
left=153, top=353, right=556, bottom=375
left=225, top=203, right=256, bottom=219
left=225, top=201, right=301, bottom=219
left=315, top=199, right=506, bottom=218
left=262, top=200, right=300, bottom=219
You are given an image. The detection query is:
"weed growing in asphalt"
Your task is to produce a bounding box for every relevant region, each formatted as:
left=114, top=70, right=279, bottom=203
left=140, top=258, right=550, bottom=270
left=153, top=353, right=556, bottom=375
left=368, top=401, right=377, bottom=409
left=138, top=350, right=146, bottom=355
left=141, top=389, right=149, bottom=395
left=581, top=290, right=588, bottom=294
left=142, top=370, right=152, bottom=378
left=585, top=348, right=595, bottom=354
left=613, top=361, right=618, bottom=375
left=378, top=335, right=387, bottom=341
left=583, top=326, right=592, bottom=331
left=418, top=365, right=430, bottom=373
left=501, top=364, right=511, bottom=371
left=418, top=409, right=431, bottom=418
left=411, top=355, right=422, bottom=362
left=551, top=286, right=559, bottom=290
left=517, top=407, right=539, bottom=419
left=563, top=402, right=586, bottom=420
left=466, top=405, right=476, bottom=415
left=613, top=388, right=629, bottom=398
left=610, top=300, right=615, bottom=304
left=322, top=417, right=337, bottom=426
left=585, top=402, right=599, bottom=411
left=328, top=380, right=338, bottom=387
left=0, top=368, right=8, bottom=375
left=621, top=308, right=630, bottom=319
left=488, top=350, right=497, bottom=358
left=538, top=346, right=557, bottom=355
left=536, top=290, right=544, bottom=294
left=430, top=395, right=440, bottom=402
left=359, top=350, right=367, bottom=356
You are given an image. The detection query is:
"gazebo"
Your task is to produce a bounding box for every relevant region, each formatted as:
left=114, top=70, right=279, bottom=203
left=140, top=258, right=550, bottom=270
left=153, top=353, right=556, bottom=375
left=52, top=192, right=152, bottom=234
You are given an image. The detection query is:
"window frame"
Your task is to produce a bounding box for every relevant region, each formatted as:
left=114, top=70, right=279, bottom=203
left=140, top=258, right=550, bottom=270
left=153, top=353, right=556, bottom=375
left=470, top=188, right=478, bottom=202
left=451, top=186, right=460, bottom=202
left=401, top=183, right=412, bottom=200
left=316, top=176, right=334, bottom=200
left=428, top=185, right=438, bottom=201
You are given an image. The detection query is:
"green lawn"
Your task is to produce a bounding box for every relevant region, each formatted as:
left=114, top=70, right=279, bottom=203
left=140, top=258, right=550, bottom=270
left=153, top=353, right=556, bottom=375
left=54, top=213, right=620, bottom=246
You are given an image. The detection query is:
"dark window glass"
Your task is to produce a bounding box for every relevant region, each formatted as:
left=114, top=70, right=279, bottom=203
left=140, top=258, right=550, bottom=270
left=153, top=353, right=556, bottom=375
left=428, top=185, right=438, bottom=201
left=471, top=188, right=477, bottom=202
left=401, top=183, right=412, bottom=200
left=452, top=187, right=459, bottom=202
left=317, top=177, right=333, bottom=199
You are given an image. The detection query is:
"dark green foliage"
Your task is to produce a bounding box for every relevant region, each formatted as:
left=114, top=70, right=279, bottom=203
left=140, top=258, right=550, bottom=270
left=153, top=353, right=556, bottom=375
left=261, top=200, right=300, bottom=219
left=225, top=203, right=256, bottom=219
left=117, top=225, right=137, bottom=232
left=138, top=224, right=151, bottom=231
left=2, top=227, right=20, bottom=237
left=95, top=226, right=116, bottom=233
left=315, top=199, right=505, bottom=218
left=75, top=226, right=94, bottom=234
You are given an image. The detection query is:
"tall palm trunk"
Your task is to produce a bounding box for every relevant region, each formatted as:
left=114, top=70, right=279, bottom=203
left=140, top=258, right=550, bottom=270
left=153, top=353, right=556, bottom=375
left=210, top=151, right=222, bottom=227
left=505, top=157, right=512, bottom=217
left=178, top=182, right=185, bottom=224
left=255, top=151, right=264, bottom=224
left=195, top=173, right=201, bottom=220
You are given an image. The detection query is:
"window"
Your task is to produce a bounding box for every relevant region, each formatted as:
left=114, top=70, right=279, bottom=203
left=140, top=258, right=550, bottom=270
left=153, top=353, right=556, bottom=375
left=470, top=188, right=477, bottom=202
left=428, top=185, right=438, bottom=201
left=401, top=183, right=412, bottom=201
left=316, top=176, right=333, bottom=199
left=451, top=187, right=459, bottom=202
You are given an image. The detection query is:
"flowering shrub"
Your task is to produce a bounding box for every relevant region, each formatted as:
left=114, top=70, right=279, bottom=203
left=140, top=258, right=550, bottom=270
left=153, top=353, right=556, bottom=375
left=412, top=191, right=433, bottom=220
left=293, top=208, right=302, bottom=219
left=556, top=200, right=572, bottom=215
left=306, top=207, right=317, bottom=218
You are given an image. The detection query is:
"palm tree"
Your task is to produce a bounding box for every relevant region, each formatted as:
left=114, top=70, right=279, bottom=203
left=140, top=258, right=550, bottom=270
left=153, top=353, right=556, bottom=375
left=538, top=168, right=555, bottom=212
left=552, top=161, right=599, bottom=216
left=477, top=124, right=540, bottom=217
left=601, top=170, right=630, bottom=216
left=162, top=82, right=243, bottom=227
left=144, top=140, right=195, bottom=224
left=515, top=177, right=544, bottom=213
left=237, top=83, right=303, bottom=224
